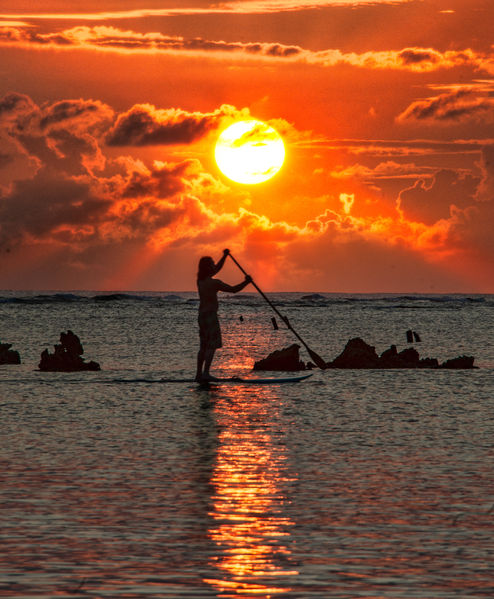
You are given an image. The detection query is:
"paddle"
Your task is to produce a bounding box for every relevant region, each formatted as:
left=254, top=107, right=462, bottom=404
left=228, top=253, right=328, bottom=370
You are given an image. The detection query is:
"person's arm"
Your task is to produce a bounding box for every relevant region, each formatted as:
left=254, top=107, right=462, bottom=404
left=216, top=275, right=252, bottom=294
left=213, top=249, right=230, bottom=275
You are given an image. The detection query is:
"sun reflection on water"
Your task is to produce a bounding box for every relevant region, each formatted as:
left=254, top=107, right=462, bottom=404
left=203, top=386, right=298, bottom=597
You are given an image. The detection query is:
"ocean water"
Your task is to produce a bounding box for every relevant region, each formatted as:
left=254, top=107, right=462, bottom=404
left=1, top=291, right=494, bottom=598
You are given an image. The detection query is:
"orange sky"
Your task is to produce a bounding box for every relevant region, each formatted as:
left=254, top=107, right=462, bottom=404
left=0, top=0, right=493, bottom=291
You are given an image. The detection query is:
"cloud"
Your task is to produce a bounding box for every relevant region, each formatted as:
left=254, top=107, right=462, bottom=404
left=436, top=146, right=494, bottom=286
left=330, top=161, right=440, bottom=181
left=0, top=93, right=113, bottom=140
left=475, top=144, right=494, bottom=201
left=0, top=1, right=414, bottom=21
left=0, top=91, right=38, bottom=122
left=397, top=88, right=494, bottom=123
left=1, top=23, right=493, bottom=75
left=38, top=98, right=114, bottom=133
left=0, top=94, right=114, bottom=179
left=0, top=91, right=492, bottom=291
left=397, top=169, right=479, bottom=225
left=301, top=138, right=487, bottom=156
left=106, top=103, right=246, bottom=147
left=0, top=151, right=13, bottom=168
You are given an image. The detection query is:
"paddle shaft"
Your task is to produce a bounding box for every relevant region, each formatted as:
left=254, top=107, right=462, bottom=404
left=228, top=253, right=327, bottom=368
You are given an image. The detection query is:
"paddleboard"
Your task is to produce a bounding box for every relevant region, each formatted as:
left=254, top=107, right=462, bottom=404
left=114, top=373, right=313, bottom=385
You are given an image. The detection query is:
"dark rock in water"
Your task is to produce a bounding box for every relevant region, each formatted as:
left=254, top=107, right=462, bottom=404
left=253, top=344, right=306, bottom=371
left=440, top=355, right=475, bottom=369
left=379, top=344, right=400, bottom=366
left=418, top=357, right=440, bottom=369
left=39, top=330, right=100, bottom=372
left=397, top=347, right=420, bottom=367
left=254, top=336, right=476, bottom=371
left=0, top=341, right=21, bottom=364
left=326, top=337, right=475, bottom=369
left=60, top=330, right=83, bottom=356
left=328, top=337, right=380, bottom=369
left=379, top=345, right=437, bottom=368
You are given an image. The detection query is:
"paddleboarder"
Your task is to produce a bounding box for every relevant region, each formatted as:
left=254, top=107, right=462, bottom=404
left=195, top=249, right=252, bottom=382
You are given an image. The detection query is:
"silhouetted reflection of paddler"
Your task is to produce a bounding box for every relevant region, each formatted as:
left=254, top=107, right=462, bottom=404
left=195, top=249, right=252, bottom=382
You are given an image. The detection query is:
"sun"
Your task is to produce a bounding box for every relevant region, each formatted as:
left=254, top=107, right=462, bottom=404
left=215, top=120, right=285, bottom=184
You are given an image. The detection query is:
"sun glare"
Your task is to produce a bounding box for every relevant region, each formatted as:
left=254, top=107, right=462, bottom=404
left=215, top=120, right=285, bottom=184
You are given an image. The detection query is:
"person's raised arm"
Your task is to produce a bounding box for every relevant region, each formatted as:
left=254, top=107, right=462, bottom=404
left=213, top=248, right=230, bottom=275
left=216, top=275, right=252, bottom=294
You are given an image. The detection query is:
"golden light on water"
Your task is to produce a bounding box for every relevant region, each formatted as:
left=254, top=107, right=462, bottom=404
left=204, top=387, right=298, bottom=596
left=215, top=120, right=285, bottom=185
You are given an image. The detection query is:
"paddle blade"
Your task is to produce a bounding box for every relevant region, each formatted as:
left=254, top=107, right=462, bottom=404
left=308, top=348, right=328, bottom=370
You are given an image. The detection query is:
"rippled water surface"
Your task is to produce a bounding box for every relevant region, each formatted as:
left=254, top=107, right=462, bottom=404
left=1, top=292, right=493, bottom=597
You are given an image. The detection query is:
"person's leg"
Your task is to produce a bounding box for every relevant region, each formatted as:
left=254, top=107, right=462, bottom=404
left=195, top=348, right=205, bottom=381
left=202, top=348, right=217, bottom=380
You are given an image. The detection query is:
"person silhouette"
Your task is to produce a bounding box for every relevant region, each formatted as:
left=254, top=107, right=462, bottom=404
left=195, top=249, right=251, bottom=382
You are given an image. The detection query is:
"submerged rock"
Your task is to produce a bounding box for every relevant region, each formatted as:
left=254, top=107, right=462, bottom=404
left=0, top=341, right=21, bottom=365
left=253, top=344, right=306, bottom=371
left=39, top=330, right=100, bottom=372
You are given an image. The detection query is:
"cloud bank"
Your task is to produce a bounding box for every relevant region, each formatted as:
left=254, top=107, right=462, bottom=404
left=1, top=23, right=493, bottom=75
left=0, top=91, right=493, bottom=291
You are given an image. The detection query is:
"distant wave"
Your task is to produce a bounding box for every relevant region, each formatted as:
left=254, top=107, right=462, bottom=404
left=0, top=292, right=188, bottom=304
left=226, top=293, right=492, bottom=309
left=0, top=293, right=84, bottom=304
left=0, top=292, right=491, bottom=307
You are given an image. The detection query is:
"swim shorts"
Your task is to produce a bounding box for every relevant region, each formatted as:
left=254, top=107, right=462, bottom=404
left=198, top=311, right=222, bottom=350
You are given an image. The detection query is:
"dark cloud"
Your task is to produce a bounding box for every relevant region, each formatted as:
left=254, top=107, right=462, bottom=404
left=398, top=169, right=478, bottom=225
left=0, top=168, right=107, bottom=247
left=0, top=156, right=205, bottom=250
left=18, top=128, right=101, bottom=176
left=0, top=92, right=37, bottom=117
left=0, top=92, right=115, bottom=177
left=106, top=103, right=240, bottom=146
left=397, top=89, right=494, bottom=122
left=0, top=92, right=220, bottom=250
left=0, top=151, right=13, bottom=168
left=398, top=48, right=439, bottom=66
left=39, top=99, right=113, bottom=131
left=122, top=160, right=196, bottom=198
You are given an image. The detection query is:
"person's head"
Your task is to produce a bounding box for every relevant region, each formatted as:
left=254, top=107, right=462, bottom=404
left=197, top=256, right=215, bottom=281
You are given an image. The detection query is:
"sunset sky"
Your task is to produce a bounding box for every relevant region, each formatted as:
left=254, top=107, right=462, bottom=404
left=0, top=0, right=493, bottom=291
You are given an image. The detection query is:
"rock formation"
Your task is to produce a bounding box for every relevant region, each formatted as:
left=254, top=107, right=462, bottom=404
left=329, top=337, right=381, bottom=369
left=253, top=344, right=307, bottom=371
left=39, top=330, right=100, bottom=372
left=326, top=338, right=474, bottom=369
left=253, top=337, right=476, bottom=370
left=0, top=341, right=21, bottom=364
left=440, top=355, right=475, bottom=369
